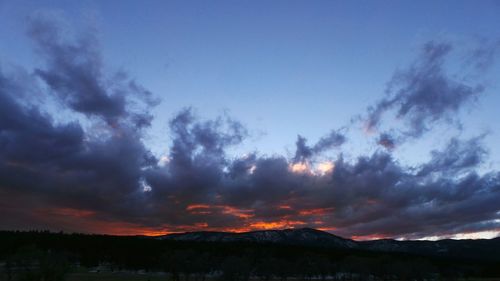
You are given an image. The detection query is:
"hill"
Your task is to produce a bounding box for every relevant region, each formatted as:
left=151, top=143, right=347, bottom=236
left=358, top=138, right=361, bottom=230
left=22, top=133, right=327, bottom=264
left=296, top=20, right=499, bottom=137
left=159, top=227, right=358, bottom=248
left=159, top=227, right=500, bottom=261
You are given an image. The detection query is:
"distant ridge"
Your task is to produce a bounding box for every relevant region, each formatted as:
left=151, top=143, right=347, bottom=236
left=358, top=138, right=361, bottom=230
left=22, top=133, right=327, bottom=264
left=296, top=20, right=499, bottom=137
left=158, top=227, right=500, bottom=261
left=159, top=227, right=357, bottom=248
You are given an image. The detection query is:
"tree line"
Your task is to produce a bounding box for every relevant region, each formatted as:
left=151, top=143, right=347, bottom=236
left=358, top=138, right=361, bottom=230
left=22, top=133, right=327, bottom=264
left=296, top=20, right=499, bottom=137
left=1, top=231, right=499, bottom=281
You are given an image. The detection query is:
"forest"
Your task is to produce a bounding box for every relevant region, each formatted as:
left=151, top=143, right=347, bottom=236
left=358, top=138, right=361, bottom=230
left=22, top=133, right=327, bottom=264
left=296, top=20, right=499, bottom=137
left=1, top=231, right=500, bottom=281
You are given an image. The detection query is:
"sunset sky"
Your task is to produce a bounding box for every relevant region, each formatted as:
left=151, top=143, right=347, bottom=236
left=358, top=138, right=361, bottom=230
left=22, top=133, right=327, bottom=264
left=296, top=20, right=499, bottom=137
left=1, top=0, right=500, bottom=240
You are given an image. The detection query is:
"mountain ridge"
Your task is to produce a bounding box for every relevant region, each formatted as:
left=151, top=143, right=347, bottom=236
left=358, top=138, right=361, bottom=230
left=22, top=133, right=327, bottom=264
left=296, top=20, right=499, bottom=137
left=159, top=227, right=357, bottom=248
left=158, top=227, right=500, bottom=261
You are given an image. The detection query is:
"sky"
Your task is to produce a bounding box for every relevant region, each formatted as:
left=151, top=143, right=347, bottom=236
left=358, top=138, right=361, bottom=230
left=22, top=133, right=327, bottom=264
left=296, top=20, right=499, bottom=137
left=0, top=0, right=500, bottom=240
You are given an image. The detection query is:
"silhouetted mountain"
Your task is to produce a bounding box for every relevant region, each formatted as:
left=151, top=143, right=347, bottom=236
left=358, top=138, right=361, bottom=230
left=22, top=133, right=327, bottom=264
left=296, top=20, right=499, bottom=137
left=160, top=228, right=357, bottom=248
left=160, top=228, right=500, bottom=261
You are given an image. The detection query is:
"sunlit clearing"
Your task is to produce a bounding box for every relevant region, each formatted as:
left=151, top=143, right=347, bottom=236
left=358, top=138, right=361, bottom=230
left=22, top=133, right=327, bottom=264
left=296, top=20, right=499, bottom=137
left=413, top=230, right=500, bottom=241
left=316, top=161, right=334, bottom=175
left=289, top=161, right=334, bottom=175
left=249, top=164, right=256, bottom=174
left=452, top=231, right=500, bottom=239
left=158, top=155, right=170, bottom=166
left=290, top=162, right=309, bottom=174
left=141, top=180, right=152, bottom=192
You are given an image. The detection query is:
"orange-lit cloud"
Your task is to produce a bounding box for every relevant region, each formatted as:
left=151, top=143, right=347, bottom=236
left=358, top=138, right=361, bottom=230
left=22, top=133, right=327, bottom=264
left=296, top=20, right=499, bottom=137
left=316, top=161, right=335, bottom=174
left=186, top=204, right=254, bottom=219
left=350, top=234, right=390, bottom=241
left=299, top=207, right=334, bottom=216
left=249, top=220, right=306, bottom=230
left=220, top=206, right=254, bottom=219
left=317, top=226, right=337, bottom=232
left=186, top=204, right=211, bottom=211
left=42, top=207, right=96, bottom=218
left=16, top=205, right=499, bottom=241
left=289, top=161, right=335, bottom=175
left=289, top=162, right=310, bottom=174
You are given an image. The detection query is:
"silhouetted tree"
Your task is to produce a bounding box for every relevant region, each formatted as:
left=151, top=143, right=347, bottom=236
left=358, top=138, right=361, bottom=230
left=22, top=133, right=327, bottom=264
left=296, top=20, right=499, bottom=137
left=219, top=256, right=251, bottom=281
left=2, top=230, right=500, bottom=281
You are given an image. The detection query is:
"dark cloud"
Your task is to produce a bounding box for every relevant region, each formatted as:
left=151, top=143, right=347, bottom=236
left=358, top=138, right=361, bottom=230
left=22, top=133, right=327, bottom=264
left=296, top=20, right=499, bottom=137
left=28, top=13, right=157, bottom=129
left=417, top=135, right=487, bottom=177
left=332, top=138, right=499, bottom=239
left=138, top=134, right=499, bottom=239
left=0, top=13, right=157, bottom=233
left=293, top=130, right=346, bottom=163
left=377, top=132, right=396, bottom=150
left=366, top=41, right=484, bottom=142
left=466, top=38, right=500, bottom=72
left=0, top=16, right=499, bottom=239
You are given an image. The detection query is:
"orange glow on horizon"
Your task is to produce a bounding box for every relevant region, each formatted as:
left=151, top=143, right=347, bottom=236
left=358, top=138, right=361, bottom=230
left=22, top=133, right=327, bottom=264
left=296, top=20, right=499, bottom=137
left=34, top=207, right=499, bottom=241
left=317, top=226, right=337, bottom=232
left=250, top=220, right=306, bottom=230
left=28, top=209, right=500, bottom=240
left=351, top=234, right=389, bottom=241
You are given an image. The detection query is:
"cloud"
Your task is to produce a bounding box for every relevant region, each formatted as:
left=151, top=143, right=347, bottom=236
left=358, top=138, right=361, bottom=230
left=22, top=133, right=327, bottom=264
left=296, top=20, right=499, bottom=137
left=366, top=41, right=485, bottom=143
left=0, top=15, right=499, bottom=240
left=0, top=13, right=157, bottom=232
left=417, top=135, right=488, bottom=177
left=28, top=12, right=157, bottom=129
left=293, top=130, right=346, bottom=163
left=138, top=135, right=499, bottom=239
left=466, top=38, right=500, bottom=72
left=377, top=132, right=396, bottom=150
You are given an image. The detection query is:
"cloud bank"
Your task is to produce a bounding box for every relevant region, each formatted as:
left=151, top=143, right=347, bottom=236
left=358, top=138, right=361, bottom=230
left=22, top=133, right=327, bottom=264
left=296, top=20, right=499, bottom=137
left=0, top=14, right=499, bottom=240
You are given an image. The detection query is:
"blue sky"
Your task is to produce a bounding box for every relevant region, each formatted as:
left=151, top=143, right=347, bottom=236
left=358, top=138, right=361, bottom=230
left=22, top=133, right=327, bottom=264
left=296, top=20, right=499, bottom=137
left=2, top=0, right=499, bottom=161
left=1, top=0, right=500, bottom=238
